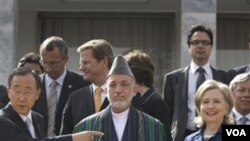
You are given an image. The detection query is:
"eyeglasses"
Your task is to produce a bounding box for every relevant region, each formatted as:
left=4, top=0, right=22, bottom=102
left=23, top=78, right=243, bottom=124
left=189, top=40, right=212, bottom=46
left=40, top=60, right=61, bottom=66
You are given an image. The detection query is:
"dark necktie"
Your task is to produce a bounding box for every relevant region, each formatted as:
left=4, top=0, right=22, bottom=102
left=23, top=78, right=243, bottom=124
left=196, top=67, right=206, bottom=91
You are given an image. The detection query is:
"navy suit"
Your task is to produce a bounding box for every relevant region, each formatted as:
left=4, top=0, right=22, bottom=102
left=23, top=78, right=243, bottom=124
left=32, top=70, right=90, bottom=135
left=227, top=65, right=249, bottom=84
left=163, top=66, right=227, bottom=141
left=60, top=85, right=109, bottom=134
left=0, top=104, right=72, bottom=141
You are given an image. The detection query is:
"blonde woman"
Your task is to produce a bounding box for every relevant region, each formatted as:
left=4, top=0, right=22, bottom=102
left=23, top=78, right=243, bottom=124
left=184, top=80, right=234, bottom=141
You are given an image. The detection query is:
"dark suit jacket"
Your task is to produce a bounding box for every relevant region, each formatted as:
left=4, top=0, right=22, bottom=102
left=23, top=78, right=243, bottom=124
left=32, top=70, right=90, bottom=135
left=0, top=85, right=9, bottom=108
left=60, top=85, right=109, bottom=134
left=0, top=104, right=72, bottom=141
left=163, top=66, right=227, bottom=141
left=227, top=65, right=249, bottom=84
left=133, top=87, right=172, bottom=141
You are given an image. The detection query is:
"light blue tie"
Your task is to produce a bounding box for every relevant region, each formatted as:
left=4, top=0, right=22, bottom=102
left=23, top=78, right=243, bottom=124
left=26, top=117, right=36, bottom=138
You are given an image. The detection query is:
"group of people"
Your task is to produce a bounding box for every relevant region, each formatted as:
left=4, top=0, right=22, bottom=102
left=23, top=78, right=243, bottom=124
left=163, top=24, right=250, bottom=141
left=0, top=23, right=249, bottom=141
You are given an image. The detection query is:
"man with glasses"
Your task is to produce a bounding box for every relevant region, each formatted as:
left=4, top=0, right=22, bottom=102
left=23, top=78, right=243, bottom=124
left=0, top=67, right=103, bottom=141
left=162, top=24, right=227, bottom=141
left=227, top=33, right=250, bottom=83
left=229, top=73, right=250, bottom=125
left=32, top=36, right=90, bottom=137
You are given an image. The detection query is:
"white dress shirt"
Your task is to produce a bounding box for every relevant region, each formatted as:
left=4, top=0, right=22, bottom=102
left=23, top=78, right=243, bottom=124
left=187, top=61, right=213, bottom=130
left=111, top=108, right=129, bottom=141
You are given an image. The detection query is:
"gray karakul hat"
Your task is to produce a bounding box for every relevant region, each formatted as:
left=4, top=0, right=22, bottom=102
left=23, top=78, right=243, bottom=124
left=107, top=55, right=134, bottom=78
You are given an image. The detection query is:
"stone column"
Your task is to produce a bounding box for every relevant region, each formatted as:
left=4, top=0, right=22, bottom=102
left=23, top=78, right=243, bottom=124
left=0, top=0, right=17, bottom=85
left=181, top=0, right=217, bottom=67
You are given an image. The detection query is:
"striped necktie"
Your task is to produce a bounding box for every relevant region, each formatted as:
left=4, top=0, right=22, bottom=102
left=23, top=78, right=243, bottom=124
left=47, top=81, right=57, bottom=137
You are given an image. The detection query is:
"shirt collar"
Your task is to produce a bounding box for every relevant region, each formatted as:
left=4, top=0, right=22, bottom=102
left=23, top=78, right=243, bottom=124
left=45, top=67, right=67, bottom=87
left=232, top=107, right=250, bottom=120
left=190, top=61, right=210, bottom=75
left=111, top=108, right=129, bottom=120
left=92, top=83, right=107, bottom=93
left=19, top=110, right=32, bottom=122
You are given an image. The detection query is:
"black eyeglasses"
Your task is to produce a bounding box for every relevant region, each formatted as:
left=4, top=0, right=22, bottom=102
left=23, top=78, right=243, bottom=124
left=40, top=60, right=61, bottom=66
left=189, top=40, right=212, bottom=46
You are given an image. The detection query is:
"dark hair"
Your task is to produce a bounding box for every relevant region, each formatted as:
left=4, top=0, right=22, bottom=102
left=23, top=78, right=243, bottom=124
left=40, top=36, right=68, bottom=58
left=124, top=50, right=154, bottom=87
left=187, top=24, right=213, bottom=45
left=77, top=39, right=114, bottom=69
left=17, top=52, right=44, bottom=73
left=8, top=67, right=41, bottom=89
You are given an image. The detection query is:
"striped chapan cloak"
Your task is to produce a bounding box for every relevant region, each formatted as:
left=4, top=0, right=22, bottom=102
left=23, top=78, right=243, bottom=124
left=74, top=105, right=167, bottom=141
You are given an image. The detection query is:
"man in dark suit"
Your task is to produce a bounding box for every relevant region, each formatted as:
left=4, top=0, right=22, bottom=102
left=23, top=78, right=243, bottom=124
left=60, top=39, right=114, bottom=134
left=163, top=24, right=227, bottom=141
left=32, top=36, right=90, bottom=136
left=227, top=33, right=250, bottom=83
left=0, top=67, right=102, bottom=141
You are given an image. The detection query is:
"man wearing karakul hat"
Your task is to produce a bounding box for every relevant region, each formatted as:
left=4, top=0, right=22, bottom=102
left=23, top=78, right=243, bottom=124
left=73, top=55, right=167, bottom=141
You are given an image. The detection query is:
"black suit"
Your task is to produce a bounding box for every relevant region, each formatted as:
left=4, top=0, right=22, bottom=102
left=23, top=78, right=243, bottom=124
left=32, top=70, right=90, bottom=136
left=133, top=87, right=172, bottom=141
left=0, top=104, right=72, bottom=141
left=227, top=65, right=249, bottom=84
left=0, top=85, right=9, bottom=108
left=163, top=66, right=227, bottom=141
left=60, top=85, right=109, bottom=135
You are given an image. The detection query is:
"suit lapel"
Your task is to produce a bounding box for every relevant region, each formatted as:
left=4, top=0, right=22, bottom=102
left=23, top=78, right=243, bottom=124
left=57, top=71, right=72, bottom=113
left=90, top=85, right=110, bottom=112
left=4, top=104, right=32, bottom=137
left=86, top=85, right=95, bottom=113
left=101, top=98, right=110, bottom=110
left=210, top=66, right=226, bottom=83
left=40, top=75, right=48, bottom=119
left=32, top=113, right=45, bottom=138
left=182, top=66, right=189, bottom=102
